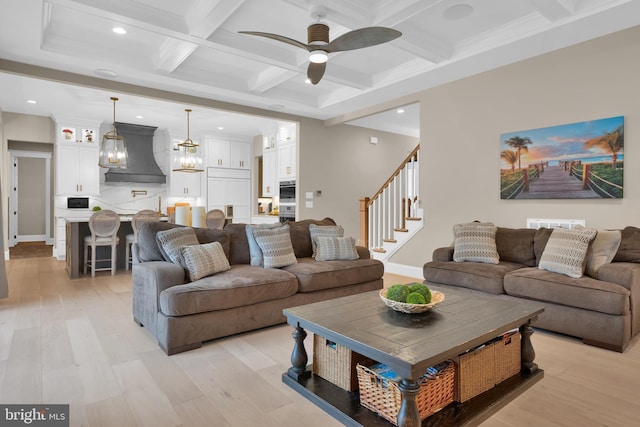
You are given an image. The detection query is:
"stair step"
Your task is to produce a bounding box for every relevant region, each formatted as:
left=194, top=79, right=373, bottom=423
left=383, top=239, right=397, bottom=243
left=393, top=228, right=408, bottom=232
left=372, top=248, right=387, bottom=253
left=406, top=217, right=422, bottom=221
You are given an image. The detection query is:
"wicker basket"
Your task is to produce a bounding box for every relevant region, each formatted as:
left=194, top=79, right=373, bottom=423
left=380, top=289, right=445, bottom=314
left=356, top=361, right=455, bottom=426
left=455, top=341, right=496, bottom=402
left=494, top=332, right=521, bottom=384
left=313, top=335, right=370, bottom=391
left=455, top=332, right=521, bottom=402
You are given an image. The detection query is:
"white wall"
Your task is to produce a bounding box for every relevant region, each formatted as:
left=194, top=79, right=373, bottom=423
left=391, top=25, right=640, bottom=269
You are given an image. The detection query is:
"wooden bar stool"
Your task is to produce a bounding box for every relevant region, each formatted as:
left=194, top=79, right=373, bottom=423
left=126, top=209, right=160, bottom=270
left=84, top=210, right=120, bottom=277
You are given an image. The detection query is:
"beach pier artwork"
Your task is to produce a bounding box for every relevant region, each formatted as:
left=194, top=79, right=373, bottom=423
left=500, top=116, right=624, bottom=200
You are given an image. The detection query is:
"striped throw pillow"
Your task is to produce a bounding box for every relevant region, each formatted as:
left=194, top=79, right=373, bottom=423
left=181, top=241, right=231, bottom=281
left=253, top=224, right=297, bottom=268
left=314, top=236, right=359, bottom=261
left=539, top=228, right=597, bottom=278
left=453, top=222, right=499, bottom=264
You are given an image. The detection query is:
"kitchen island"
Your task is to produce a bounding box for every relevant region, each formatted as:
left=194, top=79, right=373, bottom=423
left=64, top=214, right=167, bottom=279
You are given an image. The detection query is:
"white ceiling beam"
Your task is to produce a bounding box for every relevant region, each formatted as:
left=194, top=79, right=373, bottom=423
left=249, top=67, right=300, bottom=94
left=185, top=0, right=246, bottom=39
left=154, top=39, right=199, bottom=74
left=526, top=0, right=577, bottom=21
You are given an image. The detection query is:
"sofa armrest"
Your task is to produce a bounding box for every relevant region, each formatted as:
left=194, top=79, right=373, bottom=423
left=598, top=262, right=640, bottom=337
left=132, top=261, right=186, bottom=334
left=433, top=247, right=455, bottom=262
left=356, top=245, right=372, bottom=259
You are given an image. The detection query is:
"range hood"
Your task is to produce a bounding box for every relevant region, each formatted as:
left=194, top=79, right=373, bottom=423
left=104, top=122, right=166, bottom=184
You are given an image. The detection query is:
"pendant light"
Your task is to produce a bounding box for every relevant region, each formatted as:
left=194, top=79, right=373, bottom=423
left=172, top=109, right=203, bottom=172
left=98, top=97, right=129, bottom=168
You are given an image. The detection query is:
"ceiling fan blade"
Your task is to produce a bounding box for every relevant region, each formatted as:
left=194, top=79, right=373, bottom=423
left=238, top=31, right=310, bottom=51
left=326, top=27, right=401, bottom=53
left=307, top=62, right=326, bottom=85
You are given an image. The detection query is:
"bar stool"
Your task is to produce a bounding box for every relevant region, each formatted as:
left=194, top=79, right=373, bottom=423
left=125, top=209, right=160, bottom=270
left=206, top=209, right=226, bottom=229
left=84, top=210, right=120, bottom=277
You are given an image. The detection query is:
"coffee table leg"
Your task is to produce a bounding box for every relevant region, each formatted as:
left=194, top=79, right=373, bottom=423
left=287, top=323, right=311, bottom=381
left=397, top=379, right=421, bottom=427
left=520, top=321, right=538, bottom=374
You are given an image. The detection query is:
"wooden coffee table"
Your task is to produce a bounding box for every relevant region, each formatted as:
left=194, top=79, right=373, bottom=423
left=282, top=286, right=545, bottom=426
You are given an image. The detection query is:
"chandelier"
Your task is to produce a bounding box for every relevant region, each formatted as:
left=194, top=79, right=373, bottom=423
left=98, top=97, right=128, bottom=168
left=172, top=109, right=203, bottom=172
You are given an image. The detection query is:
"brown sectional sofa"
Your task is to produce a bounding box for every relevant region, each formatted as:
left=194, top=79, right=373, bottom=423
left=423, top=226, right=640, bottom=352
left=132, top=218, right=384, bottom=355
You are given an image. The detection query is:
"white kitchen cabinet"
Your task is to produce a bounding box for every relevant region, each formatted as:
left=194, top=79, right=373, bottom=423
left=262, top=149, right=277, bottom=197
left=170, top=171, right=202, bottom=197
left=206, top=139, right=251, bottom=169
left=55, top=144, right=100, bottom=195
left=207, top=168, right=251, bottom=224
left=278, top=141, right=296, bottom=180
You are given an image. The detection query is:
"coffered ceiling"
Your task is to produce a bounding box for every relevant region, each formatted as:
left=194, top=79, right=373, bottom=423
left=1, top=0, right=639, bottom=138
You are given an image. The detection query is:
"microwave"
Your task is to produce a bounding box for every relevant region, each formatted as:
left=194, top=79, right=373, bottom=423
left=67, top=197, right=89, bottom=209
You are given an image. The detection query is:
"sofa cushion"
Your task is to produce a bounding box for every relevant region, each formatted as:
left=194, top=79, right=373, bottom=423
left=223, top=223, right=251, bottom=265
left=287, top=218, right=337, bottom=258
left=495, top=227, right=537, bottom=267
left=159, top=265, right=298, bottom=316
left=533, top=228, right=554, bottom=265
left=504, top=267, right=629, bottom=316
left=453, top=222, right=499, bottom=264
left=283, top=257, right=383, bottom=293
left=314, top=236, right=359, bottom=261
left=245, top=222, right=283, bottom=266
left=137, top=222, right=182, bottom=262
left=584, top=230, right=622, bottom=279
left=253, top=224, right=297, bottom=268
left=309, top=224, right=344, bottom=257
left=193, top=228, right=230, bottom=258
left=613, top=226, right=640, bottom=262
left=538, top=228, right=597, bottom=278
left=156, top=227, right=199, bottom=266
left=423, top=260, right=525, bottom=294
left=181, top=241, right=231, bottom=281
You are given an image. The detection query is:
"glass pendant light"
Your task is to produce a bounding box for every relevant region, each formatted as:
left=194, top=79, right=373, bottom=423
left=172, top=109, right=203, bottom=172
left=98, top=97, right=129, bottom=168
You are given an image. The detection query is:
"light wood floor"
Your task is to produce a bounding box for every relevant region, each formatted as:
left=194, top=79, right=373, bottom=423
left=1, top=258, right=639, bottom=427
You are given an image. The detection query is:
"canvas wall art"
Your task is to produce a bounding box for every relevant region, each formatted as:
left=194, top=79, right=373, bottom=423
left=500, top=116, right=624, bottom=199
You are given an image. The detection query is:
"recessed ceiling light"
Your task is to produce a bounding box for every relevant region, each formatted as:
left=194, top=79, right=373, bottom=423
left=95, top=68, right=119, bottom=78
left=27, top=99, right=37, bottom=104
left=397, top=108, right=405, bottom=114
left=304, top=78, right=312, bottom=84
left=443, top=4, right=474, bottom=21
left=136, top=115, right=143, bottom=119
left=112, top=27, right=127, bottom=35
left=217, top=126, right=224, bottom=130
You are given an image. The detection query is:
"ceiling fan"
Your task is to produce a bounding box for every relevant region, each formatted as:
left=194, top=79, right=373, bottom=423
left=239, top=6, right=402, bottom=85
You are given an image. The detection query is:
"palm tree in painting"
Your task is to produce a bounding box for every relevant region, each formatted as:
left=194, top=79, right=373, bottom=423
left=504, top=136, right=533, bottom=169
left=500, top=150, right=518, bottom=171
left=584, top=125, right=624, bottom=168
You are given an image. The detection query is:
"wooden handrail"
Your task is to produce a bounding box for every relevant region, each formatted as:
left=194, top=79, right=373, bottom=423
left=366, top=144, right=419, bottom=208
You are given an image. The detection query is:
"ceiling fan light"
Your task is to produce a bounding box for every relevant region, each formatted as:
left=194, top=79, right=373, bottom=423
left=309, top=50, right=328, bottom=64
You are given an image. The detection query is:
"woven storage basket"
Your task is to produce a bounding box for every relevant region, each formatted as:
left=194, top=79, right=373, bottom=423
left=313, top=335, right=370, bottom=391
left=494, top=332, right=521, bottom=384
left=356, top=361, right=455, bottom=426
left=455, top=341, right=496, bottom=402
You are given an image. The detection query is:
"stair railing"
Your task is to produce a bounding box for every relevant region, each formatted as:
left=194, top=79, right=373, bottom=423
left=360, top=145, right=420, bottom=251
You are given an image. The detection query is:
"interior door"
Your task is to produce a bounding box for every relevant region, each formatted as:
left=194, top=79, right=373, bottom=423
left=9, top=151, right=52, bottom=246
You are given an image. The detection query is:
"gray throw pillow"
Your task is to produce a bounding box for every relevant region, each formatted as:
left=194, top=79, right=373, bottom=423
left=245, top=223, right=283, bottom=266
left=453, top=222, right=499, bottom=264
left=252, top=224, right=297, bottom=268
left=181, top=241, right=231, bottom=281
left=309, top=224, right=344, bottom=258
left=314, top=236, right=359, bottom=261
left=538, top=228, right=597, bottom=278
left=156, top=227, right=199, bottom=267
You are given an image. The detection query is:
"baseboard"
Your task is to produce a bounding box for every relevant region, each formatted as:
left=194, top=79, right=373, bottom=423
left=384, top=262, right=422, bottom=280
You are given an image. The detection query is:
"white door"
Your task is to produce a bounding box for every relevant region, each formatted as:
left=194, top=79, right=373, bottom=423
left=9, top=150, right=52, bottom=246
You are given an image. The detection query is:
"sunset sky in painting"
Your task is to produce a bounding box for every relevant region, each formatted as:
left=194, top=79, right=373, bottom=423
left=500, top=116, right=624, bottom=168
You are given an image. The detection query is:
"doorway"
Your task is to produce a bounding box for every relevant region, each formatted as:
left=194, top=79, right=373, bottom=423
left=8, top=150, right=52, bottom=249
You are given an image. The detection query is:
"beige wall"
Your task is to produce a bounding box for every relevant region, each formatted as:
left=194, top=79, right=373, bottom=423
left=297, top=119, right=418, bottom=239
left=391, top=26, right=640, bottom=268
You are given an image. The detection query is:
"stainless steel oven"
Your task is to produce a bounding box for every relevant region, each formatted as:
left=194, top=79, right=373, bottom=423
left=279, top=180, right=296, bottom=222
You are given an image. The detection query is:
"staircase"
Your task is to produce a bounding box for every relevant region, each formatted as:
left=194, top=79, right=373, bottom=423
left=360, top=145, right=422, bottom=263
